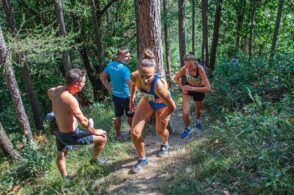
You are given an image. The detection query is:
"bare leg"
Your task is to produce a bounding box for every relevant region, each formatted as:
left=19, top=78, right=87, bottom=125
left=114, top=117, right=121, bottom=135
left=92, top=135, right=107, bottom=160
left=182, top=94, right=192, bottom=128
left=127, top=116, right=133, bottom=127
left=57, top=150, right=68, bottom=177
left=155, top=107, right=170, bottom=145
left=131, top=98, right=153, bottom=158
left=195, top=101, right=203, bottom=119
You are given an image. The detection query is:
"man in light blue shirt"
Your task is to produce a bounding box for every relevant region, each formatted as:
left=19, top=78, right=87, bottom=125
left=100, top=48, right=133, bottom=140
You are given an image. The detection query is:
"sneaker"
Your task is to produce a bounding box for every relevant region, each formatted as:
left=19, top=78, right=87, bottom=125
left=132, top=158, right=148, bottom=173
left=195, top=121, right=202, bottom=130
left=158, top=144, right=169, bottom=157
left=90, top=157, right=111, bottom=165
left=181, top=127, right=192, bottom=139
left=63, top=175, right=75, bottom=181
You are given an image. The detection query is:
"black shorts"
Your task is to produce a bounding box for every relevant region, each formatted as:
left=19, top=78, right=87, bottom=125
left=55, top=128, right=93, bottom=152
left=112, top=95, right=133, bottom=117
left=187, top=91, right=205, bottom=101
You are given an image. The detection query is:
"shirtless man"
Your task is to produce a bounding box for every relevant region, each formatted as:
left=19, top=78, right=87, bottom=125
left=48, top=69, right=107, bottom=179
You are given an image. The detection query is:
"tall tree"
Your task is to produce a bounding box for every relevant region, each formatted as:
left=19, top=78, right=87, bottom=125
left=191, top=0, right=196, bottom=54
left=248, top=0, right=257, bottom=57
left=2, top=0, right=44, bottom=133
left=209, top=0, right=223, bottom=70
left=269, top=0, right=284, bottom=60
left=234, top=0, right=246, bottom=53
left=178, top=0, right=186, bottom=67
left=90, top=0, right=118, bottom=100
left=134, top=0, right=165, bottom=77
left=54, top=0, right=71, bottom=75
left=0, top=26, right=33, bottom=142
left=163, top=0, right=172, bottom=83
left=0, top=121, right=21, bottom=161
left=201, top=0, right=209, bottom=67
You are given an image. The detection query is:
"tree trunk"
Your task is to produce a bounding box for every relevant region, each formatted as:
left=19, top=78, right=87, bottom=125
left=0, top=26, right=33, bottom=142
left=163, top=0, right=172, bottom=85
left=54, top=0, right=71, bottom=75
left=2, top=0, right=44, bottom=133
left=134, top=0, right=165, bottom=78
left=79, top=46, right=103, bottom=101
left=191, top=0, right=195, bottom=54
left=0, top=121, right=21, bottom=161
left=178, top=0, right=186, bottom=67
left=248, top=0, right=257, bottom=57
left=269, top=0, right=284, bottom=60
left=22, top=64, right=44, bottom=133
left=201, top=0, right=209, bottom=68
left=235, top=0, right=246, bottom=53
left=91, top=0, right=103, bottom=69
left=209, top=0, right=222, bottom=71
left=1, top=0, right=17, bottom=34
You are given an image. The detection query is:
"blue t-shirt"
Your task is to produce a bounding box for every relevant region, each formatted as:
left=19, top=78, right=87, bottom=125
left=103, top=61, right=130, bottom=98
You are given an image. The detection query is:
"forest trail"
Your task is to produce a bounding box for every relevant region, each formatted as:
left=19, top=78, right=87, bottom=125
left=93, top=105, right=208, bottom=194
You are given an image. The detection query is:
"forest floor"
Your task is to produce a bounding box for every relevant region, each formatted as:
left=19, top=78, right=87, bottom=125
left=94, top=105, right=209, bottom=194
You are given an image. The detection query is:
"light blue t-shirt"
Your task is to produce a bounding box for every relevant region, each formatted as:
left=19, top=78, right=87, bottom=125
left=103, top=61, right=130, bottom=98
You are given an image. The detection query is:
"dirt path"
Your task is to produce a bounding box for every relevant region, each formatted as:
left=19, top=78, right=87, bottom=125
left=93, top=107, right=206, bottom=195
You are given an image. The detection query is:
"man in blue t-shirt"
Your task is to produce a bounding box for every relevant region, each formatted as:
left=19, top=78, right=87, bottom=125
left=100, top=48, right=133, bottom=140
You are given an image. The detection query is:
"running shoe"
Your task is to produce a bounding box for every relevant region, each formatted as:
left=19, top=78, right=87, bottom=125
left=158, top=144, right=169, bottom=157
left=90, top=157, right=111, bottom=165
left=195, top=121, right=202, bottom=130
left=132, top=158, right=148, bottom=173
left=181, top=127, right=192, bottom=139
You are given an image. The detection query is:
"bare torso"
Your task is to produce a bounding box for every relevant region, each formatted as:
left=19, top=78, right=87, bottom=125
left=50, top=86, right=78, bottom=133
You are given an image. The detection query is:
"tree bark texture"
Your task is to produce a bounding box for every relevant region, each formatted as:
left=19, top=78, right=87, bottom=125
left=1, top=0, right=17, bottom=35
left=0, top=121, right=21, bottom=161
left=134, top=0, right=165, bottom=78
left=269, top=0, right=284, bottom=59
left=54, top=0, right=71, bottom=75
left=163, top=0, right=172, bottom=83
left=210, top=0, right=222, bottom=70
left=22, top=64, right=44, bottom=132
left=3, top=0, right=44, bottom=133
left=91, top=0, right=103, bottom=69
left=0, top=27, right=33, bottom=141
left=191, top=0, right=195, bottom=54
left=178, top=0, right=186, bottom=67
left=201, top=0, right=209, bottom=67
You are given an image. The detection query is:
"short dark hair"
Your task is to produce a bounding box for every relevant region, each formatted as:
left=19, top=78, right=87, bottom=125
left=183, top=54, right=196, bottom=61
left=66, top=69, right=86, bottom=86
left=117, top=47, right=129, bottom=56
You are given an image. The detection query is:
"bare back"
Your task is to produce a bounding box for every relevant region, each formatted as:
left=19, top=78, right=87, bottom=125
left=48, top=86, right=78, bottom=133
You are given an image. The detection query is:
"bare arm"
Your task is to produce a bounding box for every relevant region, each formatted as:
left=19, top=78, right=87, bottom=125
left=129, top=71, right=138, bottom=111
left=155, top=79, right=176, bottom=120
left=174, top=67, right=185, bottom=89
left=174, top=67, right=188, bottom=94
left=66, top=95, right=105, bottom=136
left=99, top=72, right=111, bottom=92
left=47, top=87, right=56, bottom=101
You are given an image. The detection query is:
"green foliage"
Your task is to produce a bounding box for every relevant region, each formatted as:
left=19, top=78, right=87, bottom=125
left=206, top=53, right=294, bottom=116
left=164, top=92, right=294, bottom=194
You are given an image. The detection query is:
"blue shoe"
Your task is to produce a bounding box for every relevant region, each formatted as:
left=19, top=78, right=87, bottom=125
left=181, top=127, right=192, bottom=139
left=132, top=158, right=148, bottom=173
left=195, top=122, right=202, bottom=130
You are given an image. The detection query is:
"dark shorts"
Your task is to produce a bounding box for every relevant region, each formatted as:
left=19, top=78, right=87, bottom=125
left=187, top=91, right=205, bottom=101
left=113, top=95, right=134, bottom=117
left=55, top=128, right=94, bottom=152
